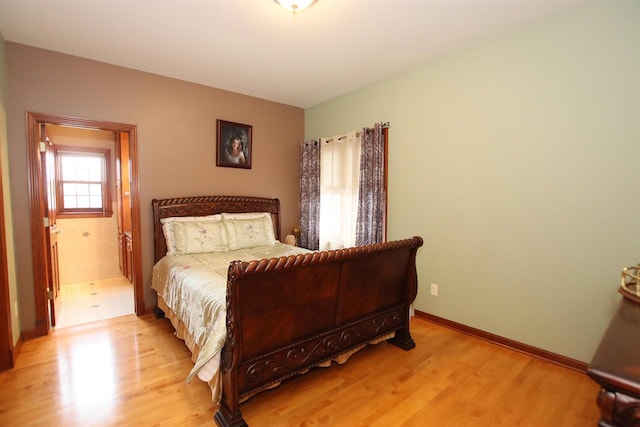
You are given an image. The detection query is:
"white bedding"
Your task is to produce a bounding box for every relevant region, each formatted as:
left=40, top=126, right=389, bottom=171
left=151, top=242, right=311, bottom=385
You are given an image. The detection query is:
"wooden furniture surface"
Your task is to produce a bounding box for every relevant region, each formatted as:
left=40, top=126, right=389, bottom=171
left=151, top=195, right=423, bottom=427
left=588, top=297, right=640, bottom=427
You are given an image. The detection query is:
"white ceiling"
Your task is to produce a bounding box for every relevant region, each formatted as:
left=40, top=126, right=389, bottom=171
left=0, top=0, right=585, bottom=108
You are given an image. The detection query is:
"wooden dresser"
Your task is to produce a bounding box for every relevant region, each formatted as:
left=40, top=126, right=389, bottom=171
left=588, top=297, right=640, bottom=427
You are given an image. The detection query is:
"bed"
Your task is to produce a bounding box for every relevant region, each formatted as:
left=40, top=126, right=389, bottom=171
left=151, top=195, right=423, bottom=426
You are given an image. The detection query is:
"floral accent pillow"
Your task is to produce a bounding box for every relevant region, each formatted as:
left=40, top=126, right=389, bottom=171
left=222, top=215, right=276, bottom=250
left=172, top=220, right=229, bottom=254
left=161, top=215, right=223, bottom=255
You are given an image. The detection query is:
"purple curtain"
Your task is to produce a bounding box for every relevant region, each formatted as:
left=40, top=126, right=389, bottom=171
left=356, top=123, right=385, bottom=245
left=299, top=139, right=320, bottom=250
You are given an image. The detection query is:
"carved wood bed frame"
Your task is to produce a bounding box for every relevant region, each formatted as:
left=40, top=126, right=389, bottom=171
left=151, top=195, right=423, bottom=426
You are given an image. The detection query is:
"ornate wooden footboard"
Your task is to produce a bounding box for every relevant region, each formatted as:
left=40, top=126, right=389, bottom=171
left=151, top=195, right=423, bottom=426
left=215, top=236, right=423, bottom=427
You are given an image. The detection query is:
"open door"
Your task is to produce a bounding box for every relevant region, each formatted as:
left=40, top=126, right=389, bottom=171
left=39, top=126, right=61, bottom=328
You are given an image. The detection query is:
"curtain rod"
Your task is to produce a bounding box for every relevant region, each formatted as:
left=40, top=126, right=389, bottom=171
left=324, top=132, right=361, bottom=143
left=322, top=122, right=389, bottom=144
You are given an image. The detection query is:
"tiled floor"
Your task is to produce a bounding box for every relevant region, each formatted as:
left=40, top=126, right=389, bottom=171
left=55, top=276, right=134, bottom=329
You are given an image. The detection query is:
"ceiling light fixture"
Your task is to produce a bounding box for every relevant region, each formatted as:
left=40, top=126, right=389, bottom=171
left=274, top=0, right=317, bottom=13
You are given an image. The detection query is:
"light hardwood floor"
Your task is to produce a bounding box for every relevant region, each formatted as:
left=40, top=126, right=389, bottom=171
left=0, top=314, right=600, bottom=426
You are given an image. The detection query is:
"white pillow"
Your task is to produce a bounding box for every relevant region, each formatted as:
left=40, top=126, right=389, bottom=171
left=221, top=213, right=276, bottom=250
left=220, top=212, right=274, bottom=221
left=161, top=215, right=222, bottom=255
left=220, top=212, right=276, bottom=239
left=172, top=220, right=228, bottom=254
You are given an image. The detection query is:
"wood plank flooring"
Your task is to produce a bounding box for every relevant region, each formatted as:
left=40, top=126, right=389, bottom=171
left=0, top=314, right=600, bottom=426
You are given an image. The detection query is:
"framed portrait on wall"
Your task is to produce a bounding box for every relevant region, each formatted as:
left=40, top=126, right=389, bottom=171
left=216, top=119, right=252, bottom=169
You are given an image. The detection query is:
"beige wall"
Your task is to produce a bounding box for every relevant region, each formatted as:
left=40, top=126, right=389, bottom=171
left=0, top=32, right=21, bottom=347
left=6, top=43, right=304, bottom=331
left=57, top=212, right=121, bottom=284
left=306, top=1, right=640, bottom=362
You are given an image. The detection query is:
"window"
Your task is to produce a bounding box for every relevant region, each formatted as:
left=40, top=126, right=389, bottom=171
left=55, top=145, right=112, bottom=218
left=319, top=132, right=361, bottom=250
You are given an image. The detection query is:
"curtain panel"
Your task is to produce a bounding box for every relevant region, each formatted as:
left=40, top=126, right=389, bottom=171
left=298, top=139, right=320, bottom=250
left=356, top=122, right=386, bottom=245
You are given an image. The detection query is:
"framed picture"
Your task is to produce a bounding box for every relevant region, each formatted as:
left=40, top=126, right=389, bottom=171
left=216, top=119, right=252, bottom=169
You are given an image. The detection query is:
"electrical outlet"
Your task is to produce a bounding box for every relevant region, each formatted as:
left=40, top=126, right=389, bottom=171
left=430, top=283, right=438, bottom=296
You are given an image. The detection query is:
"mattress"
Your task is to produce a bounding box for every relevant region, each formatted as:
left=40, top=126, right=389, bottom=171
left=151, top=242, right=311, bottom=386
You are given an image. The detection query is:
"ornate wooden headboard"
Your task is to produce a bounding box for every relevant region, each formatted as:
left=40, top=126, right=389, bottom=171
left=151, top=195, right=281, bottom=263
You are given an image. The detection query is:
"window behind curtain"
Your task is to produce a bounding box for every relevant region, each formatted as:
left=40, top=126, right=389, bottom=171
left=300, top=123, right=388, bottom=250
left=319, top=131, right=361, bottom=250
left=55, top=146, right=113, bottom=218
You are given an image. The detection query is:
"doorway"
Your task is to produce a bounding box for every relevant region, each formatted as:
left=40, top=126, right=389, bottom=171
left=26, top=112, right=143, bottom=336
left=45, top=125, right=133, bottom=328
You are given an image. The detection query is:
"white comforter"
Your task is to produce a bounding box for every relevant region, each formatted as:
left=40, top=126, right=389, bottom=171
left=151, top=243, right=310, bottom=383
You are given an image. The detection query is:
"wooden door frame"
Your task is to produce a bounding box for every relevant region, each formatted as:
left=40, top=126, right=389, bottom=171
left=26, top=112, right=144, bottom=336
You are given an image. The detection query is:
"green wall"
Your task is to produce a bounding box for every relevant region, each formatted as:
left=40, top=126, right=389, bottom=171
left=0, top=32, right=20, bottom=346
left=305, top=0, right=640, bottom=362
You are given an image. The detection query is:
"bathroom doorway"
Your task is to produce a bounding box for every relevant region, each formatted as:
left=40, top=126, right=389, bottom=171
left=26, top=112, right=143, bottom=335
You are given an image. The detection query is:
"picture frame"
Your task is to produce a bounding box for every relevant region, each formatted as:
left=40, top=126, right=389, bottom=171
left=216, top=119, right=252, bottom=169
